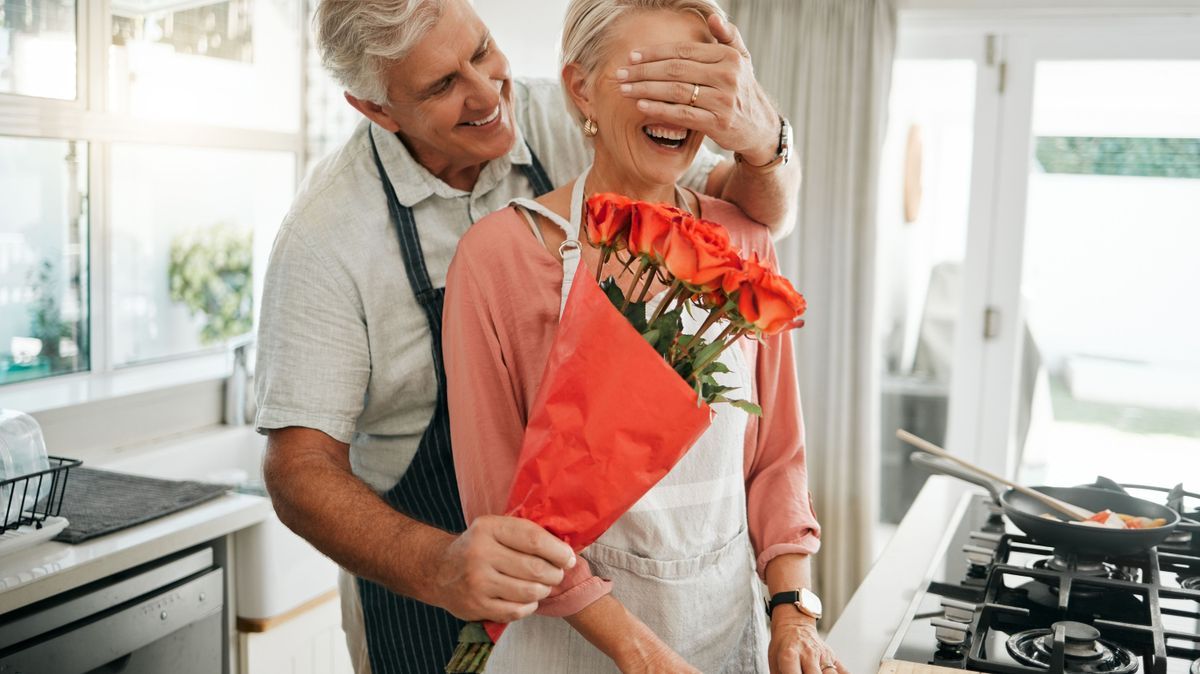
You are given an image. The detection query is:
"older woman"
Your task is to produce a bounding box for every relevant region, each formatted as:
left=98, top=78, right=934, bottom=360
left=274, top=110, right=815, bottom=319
left=444, top=1, right=841, bottom=672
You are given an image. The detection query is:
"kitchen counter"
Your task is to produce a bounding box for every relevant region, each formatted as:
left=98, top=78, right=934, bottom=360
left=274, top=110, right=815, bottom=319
left=0, top=490, right=272, bottom=614
left=827, top=475, right=976, bottom=674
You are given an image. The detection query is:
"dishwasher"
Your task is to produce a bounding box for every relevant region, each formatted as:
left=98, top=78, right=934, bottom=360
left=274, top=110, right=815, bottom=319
left=0, top=546, right=224, bottom=674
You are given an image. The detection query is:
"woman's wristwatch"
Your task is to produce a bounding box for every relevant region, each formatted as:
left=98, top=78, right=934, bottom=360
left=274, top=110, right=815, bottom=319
left=766, top=587, right=823, bottom=620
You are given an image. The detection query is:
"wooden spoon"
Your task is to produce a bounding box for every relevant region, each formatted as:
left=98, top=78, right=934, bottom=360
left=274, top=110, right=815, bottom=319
left=896, top=429, right=1094, bottom=522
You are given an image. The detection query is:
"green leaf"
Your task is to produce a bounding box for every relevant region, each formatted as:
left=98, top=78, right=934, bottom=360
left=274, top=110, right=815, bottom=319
left=600, top=277, right=625, bottom=312
left=691, top=340, right=724, bottom=369
left=730, top=399, right=763, bottom=416
left=706, top=361, right=731, bottom=375
left=456, top=622, right=493, bottom=644
left=701, top=382, right=736, bottom=400
left=624, top=301, right=649, bottom=333
left=674, top=360, right=692, bottom=380
left=650, top=307, right=684, bottom=338
left=642, top=329, right=661, bottom=348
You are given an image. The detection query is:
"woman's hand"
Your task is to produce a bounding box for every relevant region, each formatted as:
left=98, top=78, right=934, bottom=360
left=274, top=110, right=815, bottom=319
left=769, top=611, right=848, bottom=674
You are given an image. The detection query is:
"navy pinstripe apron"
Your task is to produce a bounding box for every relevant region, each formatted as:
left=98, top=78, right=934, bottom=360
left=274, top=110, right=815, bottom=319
left=359, top=127, right=554, bottom=674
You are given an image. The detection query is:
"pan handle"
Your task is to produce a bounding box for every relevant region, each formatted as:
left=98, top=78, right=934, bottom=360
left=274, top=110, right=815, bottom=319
left=910, top=452, right=1004, bottom=505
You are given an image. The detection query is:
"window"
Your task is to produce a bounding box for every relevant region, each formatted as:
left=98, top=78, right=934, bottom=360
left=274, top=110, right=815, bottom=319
left=303, top=0, right=359, bottom=172
left=1017, top=60, right=1200, bottom=487
left=875, top=58, right=977, bottom=533
left=109, top=144, right=293, bottom=366
left=109, top=0, right=301, bottom=132
left=0, top=0, right=303, bottom=389
left=0, top=0, right=77, bottom=100
left=0, top=136, right=89, bottom=384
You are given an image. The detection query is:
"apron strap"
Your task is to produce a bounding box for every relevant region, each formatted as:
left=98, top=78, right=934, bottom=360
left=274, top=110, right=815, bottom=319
left=369, top=126, right=436, bottom=299
left=508, top=165, right=591, bottom=317
left=519, top=150, right=555, bottom=197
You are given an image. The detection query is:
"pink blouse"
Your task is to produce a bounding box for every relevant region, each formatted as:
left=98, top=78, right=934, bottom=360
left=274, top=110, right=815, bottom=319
left=443, top=194, right=821, bottom=617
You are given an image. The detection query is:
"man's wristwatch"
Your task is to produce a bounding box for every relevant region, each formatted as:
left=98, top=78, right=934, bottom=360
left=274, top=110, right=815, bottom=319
left=766, top=587, right=823, bottom=620
left=734, top=116, right=792, bottom=172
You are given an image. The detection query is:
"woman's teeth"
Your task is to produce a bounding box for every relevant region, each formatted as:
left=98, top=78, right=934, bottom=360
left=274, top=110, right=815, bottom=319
left=464, top=106, right=500, bottom=127
left=643, top=125, right=687, bottom=148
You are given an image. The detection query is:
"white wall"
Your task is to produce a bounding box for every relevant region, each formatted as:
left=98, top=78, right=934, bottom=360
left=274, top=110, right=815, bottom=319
left=474, top=0, right=571, bottom=80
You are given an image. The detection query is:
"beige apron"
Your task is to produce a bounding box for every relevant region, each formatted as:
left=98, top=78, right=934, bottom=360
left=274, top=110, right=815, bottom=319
left=487, top=170, right=769, bottom=673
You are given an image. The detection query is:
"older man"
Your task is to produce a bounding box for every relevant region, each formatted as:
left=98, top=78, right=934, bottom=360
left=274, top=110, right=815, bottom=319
left=255, top=0, right=801, bottom=672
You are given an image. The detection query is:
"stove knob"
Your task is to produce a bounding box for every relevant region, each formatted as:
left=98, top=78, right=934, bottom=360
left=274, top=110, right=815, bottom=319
left=932, top=617, right=970, bottom=648
left=962, top=544, right=995, bottom=567
left=940, top=597, right=977, bottom=623
left=968, top=531, right=1003, bottom=545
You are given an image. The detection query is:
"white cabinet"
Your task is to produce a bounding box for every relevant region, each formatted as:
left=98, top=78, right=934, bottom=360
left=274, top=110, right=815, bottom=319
left=238, top=592, right=353, bottom=674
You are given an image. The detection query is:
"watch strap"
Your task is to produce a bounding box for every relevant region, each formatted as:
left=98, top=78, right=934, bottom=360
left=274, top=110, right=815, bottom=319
left=734, top=151, right=785, bottom=172
left=766, top=590, right=803, bottom=616
left=734, top=115, right=790, bottom=172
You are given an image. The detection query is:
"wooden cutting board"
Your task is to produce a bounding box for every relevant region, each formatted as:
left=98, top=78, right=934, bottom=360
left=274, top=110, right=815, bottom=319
left=877, top=659, right=982, bottom=674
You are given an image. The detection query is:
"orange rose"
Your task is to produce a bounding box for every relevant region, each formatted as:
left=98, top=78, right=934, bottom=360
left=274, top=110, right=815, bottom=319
left=698, top=289, right=728, bottom=310
left=585, top=193, right=634, bottom=249
left=628, top=202, right=685, bottom=260
left=725, top=254, right=806, bottom=335
left=662, top=217, right=742, bottom=292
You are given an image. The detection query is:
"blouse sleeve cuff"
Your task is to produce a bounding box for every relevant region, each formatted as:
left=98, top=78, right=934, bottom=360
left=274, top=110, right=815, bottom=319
left=756, top=535, right=821, bottom=579
left=534, top=576, right=614, bottom=618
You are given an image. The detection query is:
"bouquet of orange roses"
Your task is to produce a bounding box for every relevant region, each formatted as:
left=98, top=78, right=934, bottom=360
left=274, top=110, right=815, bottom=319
left=445, top=194, right=806, bottom=673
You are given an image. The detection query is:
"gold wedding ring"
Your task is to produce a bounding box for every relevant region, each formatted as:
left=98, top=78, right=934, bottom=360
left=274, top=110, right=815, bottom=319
left=821, top=664, right=837, bottom=671
left=688, top=83, right=700, bottom=106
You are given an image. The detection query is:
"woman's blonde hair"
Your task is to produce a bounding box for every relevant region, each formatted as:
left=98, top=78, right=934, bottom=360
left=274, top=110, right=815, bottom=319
left=560, top=0, right=726, bottom=122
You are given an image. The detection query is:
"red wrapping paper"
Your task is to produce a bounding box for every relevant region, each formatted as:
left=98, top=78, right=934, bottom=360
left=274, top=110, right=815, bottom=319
left=483, top=264, right=713, bottom=643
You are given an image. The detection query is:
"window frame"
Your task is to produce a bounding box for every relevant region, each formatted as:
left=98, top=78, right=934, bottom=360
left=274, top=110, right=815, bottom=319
left=0, top=0, right=306, bottom=411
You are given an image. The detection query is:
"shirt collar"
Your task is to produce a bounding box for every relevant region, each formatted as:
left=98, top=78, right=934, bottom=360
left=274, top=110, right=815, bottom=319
left=370, top=120, right=533, bottom=209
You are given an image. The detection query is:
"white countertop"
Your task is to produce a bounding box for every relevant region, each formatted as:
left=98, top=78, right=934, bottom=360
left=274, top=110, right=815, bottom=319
left=0, top=490, right=272, bottom=614
left=827, top=476, right=976, bottom=674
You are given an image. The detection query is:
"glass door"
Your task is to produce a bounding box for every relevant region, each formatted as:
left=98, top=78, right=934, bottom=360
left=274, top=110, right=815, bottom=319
left=874, top=28, right=1004, bottom=539
left=978, top=19, right=1200, bottom=488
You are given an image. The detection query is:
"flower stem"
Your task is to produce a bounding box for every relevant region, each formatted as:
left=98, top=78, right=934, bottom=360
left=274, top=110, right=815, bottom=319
left=622, top=259, right=651, bottom=313
left=595, top=247, right=610, bottom=283
left=690, top=326, right=747, bottom=379
left=647, top=280, right=685, bottom=325
left=617, top=252, right=637, bottom=278
left=694, top=307, right=727, bottom=342
left=679, top=307, right=728, bottom=362
left=635, top=262, right=659, bottom=304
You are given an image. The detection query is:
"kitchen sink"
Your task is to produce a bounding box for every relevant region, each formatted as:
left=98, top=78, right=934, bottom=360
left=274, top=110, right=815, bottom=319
left=99, top=426, right=339, bottom=621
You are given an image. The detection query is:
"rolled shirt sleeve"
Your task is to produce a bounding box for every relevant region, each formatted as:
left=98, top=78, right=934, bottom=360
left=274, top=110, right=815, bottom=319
left=743, top=246, right=822, bottom=577
left=254, top=222, right=369, bottom=444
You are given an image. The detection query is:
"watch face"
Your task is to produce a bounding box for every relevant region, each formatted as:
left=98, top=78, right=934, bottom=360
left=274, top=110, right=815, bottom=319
left=800, top=588, right=823, bottom=618
left=780, top=119, right=794, bottom=165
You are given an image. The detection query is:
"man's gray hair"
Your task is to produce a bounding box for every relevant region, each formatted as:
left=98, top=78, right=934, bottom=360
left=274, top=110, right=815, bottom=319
left=559, top=0, right=725, bottom=125
left=315, top=0, right=445, bottom=104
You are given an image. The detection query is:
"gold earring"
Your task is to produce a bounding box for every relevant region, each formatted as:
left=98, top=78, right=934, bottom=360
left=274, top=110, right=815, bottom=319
left=582, top=118, right=598, bottom=137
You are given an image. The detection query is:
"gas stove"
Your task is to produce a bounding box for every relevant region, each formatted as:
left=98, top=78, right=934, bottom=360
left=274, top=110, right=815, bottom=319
left=884, top=483, right=1200, bottom=674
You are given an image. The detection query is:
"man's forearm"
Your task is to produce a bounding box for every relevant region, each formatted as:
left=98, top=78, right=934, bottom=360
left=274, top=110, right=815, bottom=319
left=716, top=159, right=803, bottom=239
left=263, top=434, right=451, bottom=606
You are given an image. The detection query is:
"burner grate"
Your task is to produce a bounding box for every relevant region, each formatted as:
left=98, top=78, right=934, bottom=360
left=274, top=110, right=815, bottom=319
left=1006, top=621, right=1139, bottom=674
left=892, top=492, right=1200, bottom=674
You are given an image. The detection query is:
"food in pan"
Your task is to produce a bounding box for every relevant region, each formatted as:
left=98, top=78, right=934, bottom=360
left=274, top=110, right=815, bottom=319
left=1039, top=509, right=1168, bottom=529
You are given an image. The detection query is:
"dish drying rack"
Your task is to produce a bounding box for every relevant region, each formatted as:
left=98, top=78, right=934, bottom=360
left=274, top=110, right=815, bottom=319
left=0, top=457, right=81, bottom=557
